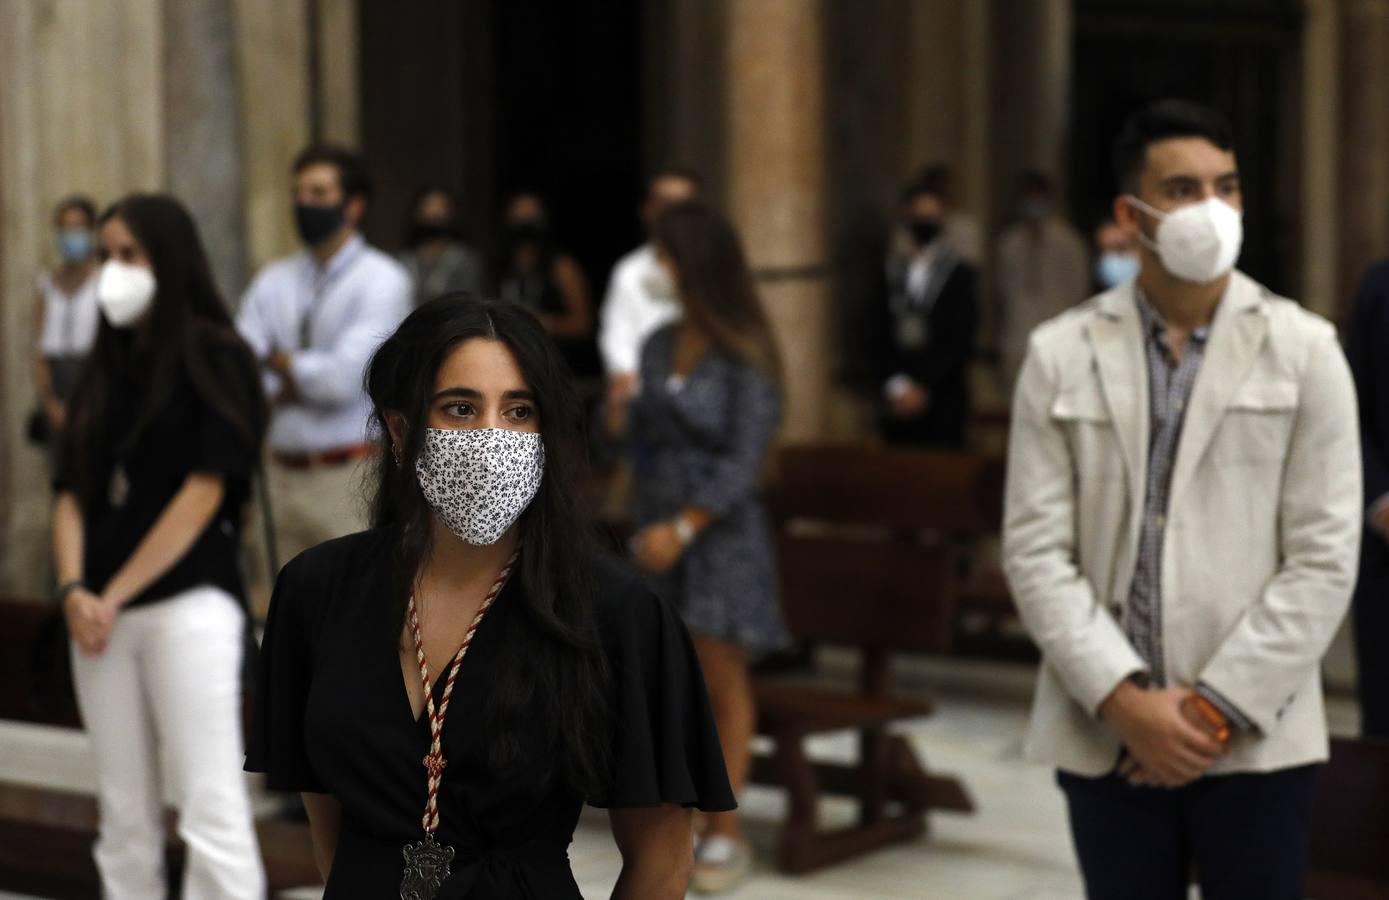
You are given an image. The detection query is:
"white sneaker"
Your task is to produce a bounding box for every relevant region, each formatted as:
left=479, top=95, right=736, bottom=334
left=690, top=834, right=753, bottom=895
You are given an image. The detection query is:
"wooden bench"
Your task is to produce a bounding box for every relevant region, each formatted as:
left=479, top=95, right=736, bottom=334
left=750, top=444, right=978, bottom=874
left=1305, top=736, right=1389, bottom=899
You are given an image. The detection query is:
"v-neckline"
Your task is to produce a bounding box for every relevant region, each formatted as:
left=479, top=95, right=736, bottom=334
left=396, top=583, right=506, bottom=728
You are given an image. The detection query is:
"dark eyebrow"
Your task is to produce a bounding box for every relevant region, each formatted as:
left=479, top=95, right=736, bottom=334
left=431, top=387, right=535, bottom=403
left=432, top=387, right=482, bottom=402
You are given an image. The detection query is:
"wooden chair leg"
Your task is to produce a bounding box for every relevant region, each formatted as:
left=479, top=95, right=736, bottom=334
left=770, top=727, right=819, bottom=873
left=858, top=725, right=890, bottom=826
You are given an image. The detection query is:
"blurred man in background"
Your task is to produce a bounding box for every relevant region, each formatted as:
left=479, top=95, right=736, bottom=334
left=1345, top=260, right=1389, bottom=739
left=1092, top=217, right=1141, bottom=292
left=599, top=165, right=702, bottom=402
left=995, top=170, right=1089, bottom=387
left=237, top=143, right=412, bottom=577
left=874, top=178, right=979, bottom=448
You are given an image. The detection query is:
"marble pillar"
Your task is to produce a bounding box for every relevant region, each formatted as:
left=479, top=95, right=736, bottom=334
left=165, top=0, right=248, bottom=296
left=654, top=0, right=728, bottom=201
left=726, top=0, right=831, bottom=440
left=1339, top=0, right=1389, bottom=312
left=988, top=0, right=1072, bottom=228
left=1301, top=0, right=1340, bottom=318
left=234, top=0, right=312, bottom=273
left=0, top=0, right=164, bottom=596
left=315, top=0, right=360, bottom=146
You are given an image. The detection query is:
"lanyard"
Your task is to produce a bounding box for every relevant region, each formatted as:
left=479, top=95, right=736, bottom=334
left=407, top=550, right=518, bottom=835
left=298, top=240, right=366, bottom=349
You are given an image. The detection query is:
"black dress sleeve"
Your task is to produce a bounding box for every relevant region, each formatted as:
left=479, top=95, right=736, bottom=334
left=590, top=564, right=737, bottom=812
left=193, top=402, right=257, bottom=479
left=244, top=553, right=326, bottom=793
left=191, top=337, right=263, bottom=480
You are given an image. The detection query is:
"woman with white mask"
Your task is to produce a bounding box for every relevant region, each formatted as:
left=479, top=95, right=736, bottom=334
left=30, top=195, right=101, bottom=471
left=247, top=296, right=732, bottom=899
left=53, top=193, right=269, bottom=898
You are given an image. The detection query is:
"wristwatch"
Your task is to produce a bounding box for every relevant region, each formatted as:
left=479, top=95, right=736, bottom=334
left=672, top=514, right=697, bottom=549
left=53, top=579, right=88, bottom=605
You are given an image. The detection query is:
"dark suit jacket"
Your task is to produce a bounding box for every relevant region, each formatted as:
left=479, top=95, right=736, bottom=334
left=872, top=251, right=979, bottom=447
left=1346, top=261, right=1389, bottom=512
left=1344, top=261, right=1389, bottom=736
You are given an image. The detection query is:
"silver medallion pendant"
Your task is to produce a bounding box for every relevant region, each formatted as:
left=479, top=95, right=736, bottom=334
left=401, top=834, right=454, bottom=900
left=108, top=466, right=130, bottom=509
left=895, top=313, right=929, bottom=351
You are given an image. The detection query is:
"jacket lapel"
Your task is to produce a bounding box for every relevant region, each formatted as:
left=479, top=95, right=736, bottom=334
left=1167, top=272, right=1269, bottom=510
left=1085, top=284, right=1149, bottom=510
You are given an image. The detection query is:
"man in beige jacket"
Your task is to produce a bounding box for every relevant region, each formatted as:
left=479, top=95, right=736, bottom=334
left=1004, top=99, right=1360, bottom=899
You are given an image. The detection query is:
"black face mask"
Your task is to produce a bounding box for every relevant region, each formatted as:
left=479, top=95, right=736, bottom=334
left=506, top=221, right=549, bottom=246
left=295, top=202, right=346, bottom=246
left=409, top=222, right=454, bottom=247
left=908, top=218, right=943, bottom=247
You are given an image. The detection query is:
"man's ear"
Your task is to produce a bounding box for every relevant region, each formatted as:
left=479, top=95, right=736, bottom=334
left=1113, top=194, right=1142, bottom=239
left=345, top=194, right=368, bottom=229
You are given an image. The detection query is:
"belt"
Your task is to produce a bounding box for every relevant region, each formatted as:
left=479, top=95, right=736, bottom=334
left=272, top=443, right=376, bottom=470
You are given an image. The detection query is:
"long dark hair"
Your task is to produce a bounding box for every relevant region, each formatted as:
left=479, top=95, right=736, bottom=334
left=366, top=295, right=611, bottom=795
left=63, top=194, right=267, bottom=507
left=653, top=201, right=782, bottom=382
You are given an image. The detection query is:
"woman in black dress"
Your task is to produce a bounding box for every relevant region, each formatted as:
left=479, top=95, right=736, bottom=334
left=246, top=296, right=733, bottom=899
left=54, top=194, right=269, bottom=897
left=496, top=191, right=600, bottom=378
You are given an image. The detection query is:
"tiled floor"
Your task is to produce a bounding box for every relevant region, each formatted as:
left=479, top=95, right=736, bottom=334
left=0, top=654, right=1359, bottom=900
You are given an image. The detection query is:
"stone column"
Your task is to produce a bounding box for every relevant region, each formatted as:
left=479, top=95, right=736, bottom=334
left=0, top=0, right=164, bottom=595
left=988, top=0, right=1072, bottom=227
left=234, top=0, right=312, bottom=274
left=725, top=0, right=831, bottom=440
left=314, top=0, right=361, bottom=145
left=1301, top=0, right=1340, bottom=318
left=906, top=0, right=966, bottom=175
left=652, top=0, right=729, bottom=200
left=1339, top=0, right=1389, bottom=312
left=165, top=0, right=248, bottom=296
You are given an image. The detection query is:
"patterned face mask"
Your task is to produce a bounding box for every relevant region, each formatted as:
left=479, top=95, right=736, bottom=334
left=415, top=428, right=545, bottom=545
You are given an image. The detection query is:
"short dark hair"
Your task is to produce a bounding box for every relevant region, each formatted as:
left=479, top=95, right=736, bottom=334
left=292, top=142, right=372, bottom=201
left=648, top=164, right=703, bottom=192
left=914, top=163, right=955, bottom=202
left=1017, top=169, right=1054, bottom=196
left=54, top=195, right=97, bottom=228
left=1112, top=99, right=1235, bottom=193
left=900, top=177, right=946, bottom=207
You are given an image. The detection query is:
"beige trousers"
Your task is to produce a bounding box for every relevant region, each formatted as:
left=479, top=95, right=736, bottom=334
left=245, top=456, right=372, bottom=616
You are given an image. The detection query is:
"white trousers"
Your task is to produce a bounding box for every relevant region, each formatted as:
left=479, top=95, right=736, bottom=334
left=71, top=585, right=266, bottom=900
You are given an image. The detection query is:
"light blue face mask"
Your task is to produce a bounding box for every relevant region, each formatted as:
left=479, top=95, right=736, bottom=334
left=57, top=229, right=93, bottom=263
left=1096, top=251, right=1140, bottom=289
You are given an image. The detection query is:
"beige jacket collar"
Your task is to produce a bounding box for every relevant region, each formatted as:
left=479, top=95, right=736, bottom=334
left=1084, top=271, right=1269, bottom=512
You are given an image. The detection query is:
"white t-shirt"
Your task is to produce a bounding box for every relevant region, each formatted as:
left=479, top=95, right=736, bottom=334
left=598, top=244, right=682, bottom=376
left=37, top=269, right=101, bottom=358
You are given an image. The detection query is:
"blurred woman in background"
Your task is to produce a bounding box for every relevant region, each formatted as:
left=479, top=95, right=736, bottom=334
left=53, top=193, right=268, bottom=898
left=31, top=195, right=101, bottom=470
left=397, top=185, right=482, bottom=307
left=611, top=201, right=787, bottom=893
left=496, top=190, right=599, bottom=378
